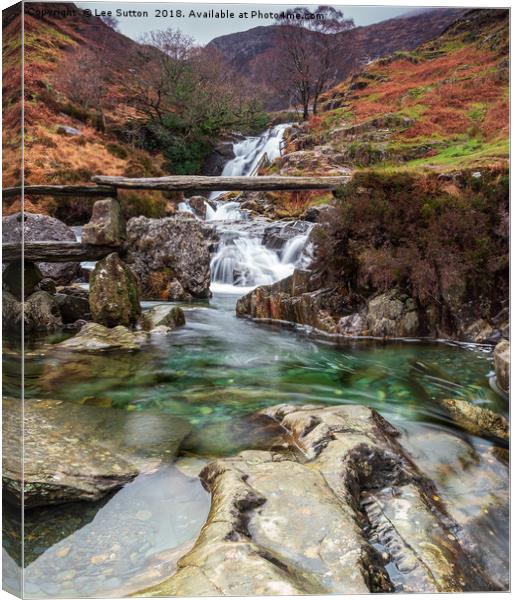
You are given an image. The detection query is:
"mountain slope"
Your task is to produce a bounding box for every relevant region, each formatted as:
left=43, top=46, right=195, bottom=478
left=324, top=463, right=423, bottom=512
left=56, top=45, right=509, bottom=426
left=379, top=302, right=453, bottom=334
left=3, top=2, right=171, bottom=220
left=270, top=8, right=508, bottom=177
left=208, top=8, right=467, bottom=107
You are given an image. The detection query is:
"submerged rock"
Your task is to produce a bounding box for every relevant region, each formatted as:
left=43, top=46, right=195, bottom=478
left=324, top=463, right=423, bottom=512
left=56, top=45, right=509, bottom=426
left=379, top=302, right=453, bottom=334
left=126, top=216, right=211, bottom=300
left=89, top=253, right=141, bottom=327
left=493, top=339, right=509, bottom=392
left=141, top=305, right=185, bottom=331
left=441, top=398, right=509, bottom=441
left=55, top=322, right=147, bottom=353
left=2, top=397, right=191, bottom=508
left=2, top=213, right=79, bottom=284
left=82, top=197, right=126, bottom=246
left=142, top=404, right=496, bottom=596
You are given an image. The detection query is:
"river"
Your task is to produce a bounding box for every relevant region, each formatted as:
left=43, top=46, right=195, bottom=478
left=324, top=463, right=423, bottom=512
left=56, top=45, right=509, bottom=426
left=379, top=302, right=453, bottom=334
left=4, top=125, right=509, bottom=597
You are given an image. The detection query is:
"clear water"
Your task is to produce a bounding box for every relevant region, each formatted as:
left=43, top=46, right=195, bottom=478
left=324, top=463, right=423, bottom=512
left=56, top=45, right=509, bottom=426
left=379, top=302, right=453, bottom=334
left=4, top=294, right=509, bottom=597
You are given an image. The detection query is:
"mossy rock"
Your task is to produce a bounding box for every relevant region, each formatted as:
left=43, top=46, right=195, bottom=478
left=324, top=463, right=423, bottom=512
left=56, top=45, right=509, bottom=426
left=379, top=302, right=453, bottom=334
left=89, top=253, right=141, bottom=327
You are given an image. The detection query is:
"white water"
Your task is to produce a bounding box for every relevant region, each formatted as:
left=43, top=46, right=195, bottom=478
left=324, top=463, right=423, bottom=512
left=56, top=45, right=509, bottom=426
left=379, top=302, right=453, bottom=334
left=203, top=123, right=312, bottom=295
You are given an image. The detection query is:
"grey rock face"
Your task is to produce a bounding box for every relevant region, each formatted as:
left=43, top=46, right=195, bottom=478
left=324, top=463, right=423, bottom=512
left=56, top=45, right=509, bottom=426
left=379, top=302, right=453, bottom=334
left=2, top=397, right=191, bottom=508
left=2, top=213, right=79, bottom=284
left=82, top=198, right=126, bottom=246
left=126, top=216, right=211, bottom=300
left=202, top=140, right=236, bottom=175
left=366, top=289, right=420, bottom=338
left=262, top=220, right=311, bottom=251
left=143, top=404, right=496, bottom=596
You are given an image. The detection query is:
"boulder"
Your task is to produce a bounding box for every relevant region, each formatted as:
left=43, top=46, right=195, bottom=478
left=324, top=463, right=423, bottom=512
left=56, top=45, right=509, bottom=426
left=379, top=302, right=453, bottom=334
left=55, top=322, right=147, bottom=353
left=55, top=293, right=91, bottom=324
left=36, top=277, right=57, bottom=294
left=82, top=198, right=126, bottom=246
left=2, top=261, right=43, bottom=299
left=236, top=270, right=339, bottom=334
left=3, top=290, right=62, bottom=334
left=262, top=220, right=311, bottom=251
left=126, top=216, right=211, bottom=300
left=187, top=196, right=213, bottom=219
left=301, top=204, right=331, bottom=223
left=366, top=289, right=420, bottom=338
left=493, top=339, right=509, bottom=392
left=202, top=140, right=236, bottom=176
left=142, top=404, right=495, bottom=596
left=2, top=213, right=79, bottom=284
left=2, top=396, right=191, bottom=508
left=441, top=398, right=509, bottom=441
left=141, top=305, right=185, bottom=331
left=56, top=125, right=82, bottom=136
left=89, top=253, right=141, bottom=327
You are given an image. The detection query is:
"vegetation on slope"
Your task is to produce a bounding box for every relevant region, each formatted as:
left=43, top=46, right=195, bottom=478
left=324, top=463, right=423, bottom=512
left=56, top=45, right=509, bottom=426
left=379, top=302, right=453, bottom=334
left=313, top=168, right=508, bottom=335
left=307, top=9, right=509, bottom=171
left=258, top=9, right=508, bottom=218
left=2, top=3, right=266, bottom=221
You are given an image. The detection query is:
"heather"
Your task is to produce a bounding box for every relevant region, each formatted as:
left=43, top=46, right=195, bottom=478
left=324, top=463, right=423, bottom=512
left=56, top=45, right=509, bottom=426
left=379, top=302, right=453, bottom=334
left=313, top=168, right=509, bottom=329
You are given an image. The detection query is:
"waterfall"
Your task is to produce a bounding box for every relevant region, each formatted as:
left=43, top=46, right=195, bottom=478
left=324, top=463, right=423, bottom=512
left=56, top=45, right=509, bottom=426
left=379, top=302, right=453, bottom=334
left=217, top=124, right=289, bottom=179
left=204, top=123, right=312, bottom=294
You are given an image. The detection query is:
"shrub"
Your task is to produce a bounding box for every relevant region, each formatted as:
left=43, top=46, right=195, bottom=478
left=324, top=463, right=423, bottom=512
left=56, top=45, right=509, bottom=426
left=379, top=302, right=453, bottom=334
left=313, top=168, right=509, bottom=322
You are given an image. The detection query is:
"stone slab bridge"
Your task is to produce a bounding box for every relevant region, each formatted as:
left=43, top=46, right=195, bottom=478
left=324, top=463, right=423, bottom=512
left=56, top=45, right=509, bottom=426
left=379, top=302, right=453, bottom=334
left=3, top=175, right=349, bottom=263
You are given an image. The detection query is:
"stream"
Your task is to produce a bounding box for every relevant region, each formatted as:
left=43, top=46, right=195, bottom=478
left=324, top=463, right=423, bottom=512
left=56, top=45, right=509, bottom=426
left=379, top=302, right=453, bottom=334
left=3, top=125, right=509, bottom=597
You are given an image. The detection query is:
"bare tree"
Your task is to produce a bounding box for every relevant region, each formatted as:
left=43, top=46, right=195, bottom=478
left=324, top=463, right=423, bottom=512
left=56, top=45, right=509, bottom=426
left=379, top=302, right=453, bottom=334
left=274, top=6, right=354, bottom=119
left=54, top=47, right=108, bottom=109
left=123, top=29, right=195, bottom=124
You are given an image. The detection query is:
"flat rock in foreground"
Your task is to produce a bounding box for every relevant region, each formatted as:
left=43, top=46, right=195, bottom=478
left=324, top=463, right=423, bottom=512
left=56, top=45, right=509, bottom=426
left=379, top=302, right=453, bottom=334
left=141, top=404, right=498, bottom=596
left=2, top=397, right=191, bottom=508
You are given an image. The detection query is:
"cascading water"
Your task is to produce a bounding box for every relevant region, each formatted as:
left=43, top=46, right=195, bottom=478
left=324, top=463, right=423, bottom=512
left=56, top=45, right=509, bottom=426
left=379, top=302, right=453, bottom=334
left=198, top=123, right=312, bottom=294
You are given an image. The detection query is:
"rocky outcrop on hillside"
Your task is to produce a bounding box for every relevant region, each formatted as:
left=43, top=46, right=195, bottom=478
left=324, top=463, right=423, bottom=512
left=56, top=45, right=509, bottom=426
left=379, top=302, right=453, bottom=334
left=142, top=404, right=498, bottom=595
left=126, top=216, right=213, bottom=301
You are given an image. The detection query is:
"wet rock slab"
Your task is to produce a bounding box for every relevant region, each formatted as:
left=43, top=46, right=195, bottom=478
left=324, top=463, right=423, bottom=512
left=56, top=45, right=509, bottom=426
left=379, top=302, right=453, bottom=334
left=142, top=404, right=498, bottom=596
left=55, top=322, right=147, bottom=353
left=2, top=397, right=191, bottom=508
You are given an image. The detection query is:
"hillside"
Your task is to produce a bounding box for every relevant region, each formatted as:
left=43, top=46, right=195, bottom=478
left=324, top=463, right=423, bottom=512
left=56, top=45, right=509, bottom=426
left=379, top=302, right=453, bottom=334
left=266, top=8, right=508, bottom=179
left=3, top=2, right=176, bottom=220
left=209, top=8, right=467, bottom=108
